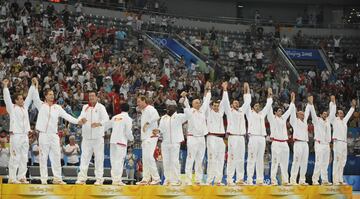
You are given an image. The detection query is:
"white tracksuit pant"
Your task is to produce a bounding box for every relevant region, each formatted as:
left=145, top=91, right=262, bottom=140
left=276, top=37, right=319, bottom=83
left=333, top=140, right=347, bottom=184
left=206, top=135, right=225, bottom=184
left=39, top=133, right=63, bottom=182
left=226, top=135, right=245, bottom=183
left=8, top=134, right=29, bottom=181
left=185, top=136, right=206, bottom=183
left=290, top=141, right=309, bottom=184
left=246, top=136, right=266, bottom=184
left=110, top=143, right=127, bottom=183
left=141, top=137, right=160, bottom=182
left=78, top=138, right=104, bottom=181
left=270, top=141, right=290, bottom=184
left=161, top=143, right=181, bottom=183
left=312, top=142, right=330, bottom=183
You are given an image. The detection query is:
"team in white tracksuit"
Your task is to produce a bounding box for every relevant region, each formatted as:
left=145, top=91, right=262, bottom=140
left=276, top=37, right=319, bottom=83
left=158, top=106, right=187, bottom=185
left=76, top=102, right=109, bottom=184
left=243, top=90, right=273, bottom=185
left=4, top=82, right=36, bottom=183
left=267, top=100, right=295, bottom=185
left=205, top=89, right=228, bottom=185
left=183, top=91, right=211, bottom=185
left=329, top=99, right=355, bottom=185
left=139, top=104, right=161, bottom=184
left=107, top=110, right=134, bottom=185
left=224, top=91, right=251, bottom=185
left=289, top=103, right=311, bottom=185
left=32, top=89, right=80, bottom=184
left=308, top=102, right=332, bottom=185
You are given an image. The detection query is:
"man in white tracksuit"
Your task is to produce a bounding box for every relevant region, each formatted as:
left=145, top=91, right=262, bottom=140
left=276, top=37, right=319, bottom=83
left=243, top=88, right=273, bottom=185
left=106, top=103, right=134, bottom=186
left=308, top=96, right=332, bottom=185
left=289, top=96, right=311, bottom=185
left=3, top=78, right=36, bottom=184
left=329, top=95, right=356, bottom=185
left=157, top=101, right=187, bottom=186
left=205, top=82, right=229, bottom=186
left=224, top=82, right=251, bottom=186
left=267, top=92, right=295, bottom=185
left=136, top=95, right=161, bottom=185
left=32, top=79, right=83, bottom=184
left=182, top=82, right=212, bottom=185
left=76, top=90, right=109, bottom=185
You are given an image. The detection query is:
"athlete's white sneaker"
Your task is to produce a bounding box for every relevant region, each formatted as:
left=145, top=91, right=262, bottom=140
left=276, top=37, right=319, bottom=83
left=94, top=180, right=103, bottom=186
left=149, top=180, right=161, bottom=185
left=75, top=180, right=86, bottom=185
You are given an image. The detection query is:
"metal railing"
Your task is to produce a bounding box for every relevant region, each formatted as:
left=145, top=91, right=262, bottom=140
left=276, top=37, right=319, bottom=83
left=77, top=0, right=360, bottom=30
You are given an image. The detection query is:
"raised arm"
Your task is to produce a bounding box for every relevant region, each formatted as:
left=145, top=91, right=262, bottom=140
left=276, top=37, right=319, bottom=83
left=282, top=92, right=296, bottom=120
left=176, top=113, right=188, bottom=124
left=24, top=78, right=38, bottom=108
left=180, top=91, right=191, bottom=110
left=328, top=95, right=337, bottom=124
left=307, top=95, right=318, bottom=124
left=31, top=78, right=43, bottom=110
left=200, top=82, right=212, bottom=113
left=242, top=83, right=252, bottom=118
left=260, top=88, right=273, bottom=116
left=24, top=85, right=35, bottom=108
left=32, top=88, right=43, bottom=110
left=240, top=82, right=251, bottom=110
left=344, top=99, right=356, bottom=123
left=180, top=91, right=191, bottom=118
left=267, top=106, right=275, bottom=124
left=290, top=93, right=297, bottom=126
left=304, top=104, right=311, bottom=123
left=219, top=82, right=229, bottom=115
left=2, top=79, right=14, bottom=114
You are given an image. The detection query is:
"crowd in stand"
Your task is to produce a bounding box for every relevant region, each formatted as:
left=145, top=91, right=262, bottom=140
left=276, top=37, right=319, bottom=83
left=0, top=0, right=359, bottom=183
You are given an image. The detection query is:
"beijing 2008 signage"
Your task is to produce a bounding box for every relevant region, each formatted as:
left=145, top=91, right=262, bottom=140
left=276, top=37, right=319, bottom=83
left=284, top=48, right=322, bottom=60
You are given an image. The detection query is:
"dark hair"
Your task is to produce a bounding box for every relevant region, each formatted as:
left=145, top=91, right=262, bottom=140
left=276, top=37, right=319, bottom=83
left=120, top=103, right=130, bottom=112
left=44, top=88, right=53, bottom=96
left=251, top=101, right=260, bottom=108
left=88, top=90, right=97, bottom=95
left=137, top=95, right=147, bottom=102
left=231, top=99, right=240, bottom=104
left=319, top=108, right=327, bottom=115
left=274, top=106, right=283, bottom=113
left=211, top=100, right=221, bottom=106
left=13, top=92, right=24, bottom=102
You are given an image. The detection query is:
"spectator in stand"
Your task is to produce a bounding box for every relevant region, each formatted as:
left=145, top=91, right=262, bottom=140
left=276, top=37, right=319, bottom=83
left=125, top=147, right=136, bottom=180
left=296, top=15, right=303, bottom=27
left=254, top=10, right=261, bottom=25
left=0, top=138, right=9, bottom=167
left=63, top=135, right=80, bottom=166
left=281, top=35, right=291, bottom=47
left=333, top=35, right=342, bottom=53
left=255, top=49, right=264, bottom=69
left=74, top=0, right=83, bottom=16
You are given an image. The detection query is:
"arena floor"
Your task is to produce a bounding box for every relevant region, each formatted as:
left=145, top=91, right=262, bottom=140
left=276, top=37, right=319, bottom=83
left=0, top=184, right=353, bottom=198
